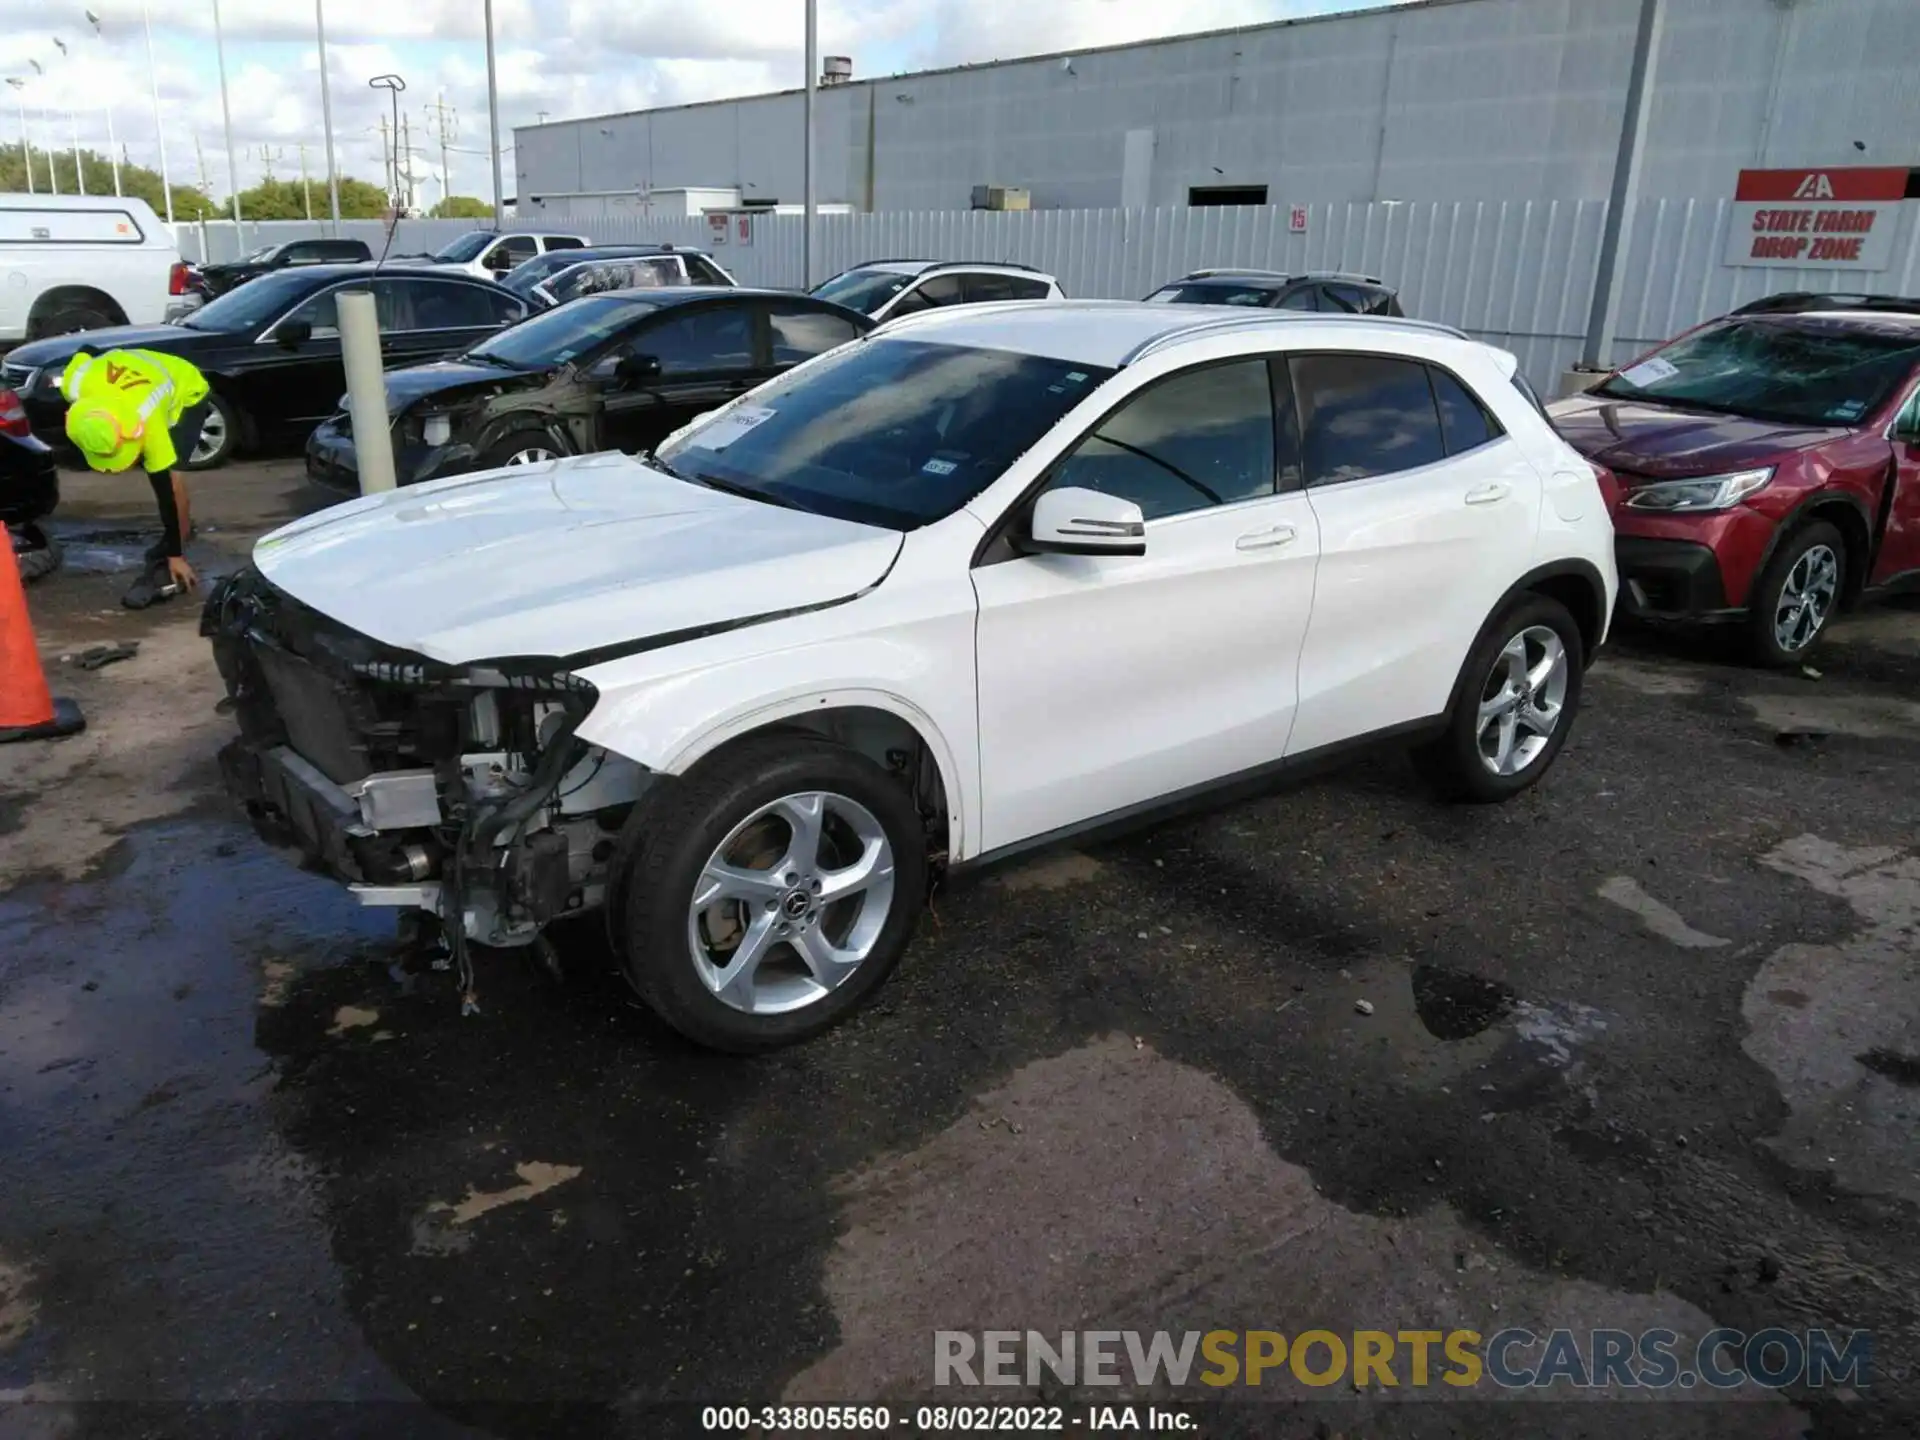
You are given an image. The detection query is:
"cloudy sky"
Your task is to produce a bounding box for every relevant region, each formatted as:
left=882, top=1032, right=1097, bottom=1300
left=0, top=0, right=1367, bottom=203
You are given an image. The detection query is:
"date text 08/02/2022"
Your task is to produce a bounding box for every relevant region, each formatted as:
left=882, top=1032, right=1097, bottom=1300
left=702, top=1406, right=1190, bottom=1432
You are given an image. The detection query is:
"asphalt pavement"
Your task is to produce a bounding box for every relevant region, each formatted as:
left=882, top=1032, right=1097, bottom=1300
left=2, top=459, right=1918, bottom=1440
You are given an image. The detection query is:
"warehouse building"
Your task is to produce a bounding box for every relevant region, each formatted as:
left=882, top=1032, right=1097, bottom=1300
left=515, top=0, right=1919, bottom=218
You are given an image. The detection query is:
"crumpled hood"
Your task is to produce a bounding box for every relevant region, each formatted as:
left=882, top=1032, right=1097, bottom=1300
left=381, top=358, right=541, bottom=413
left=252, top=451, right=902, bottom=665
left=1550, top=395, right=1841, bottom=480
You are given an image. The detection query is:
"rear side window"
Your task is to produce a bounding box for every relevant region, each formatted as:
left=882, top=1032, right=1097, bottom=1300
left=891, top=274, right=965, bottom=315
left=1320, top=284, right=1369, bottom=313
left=1429, top=367, right=1505, bottom=454
left=633, top=306, right=756, bottom=375
left=1290, top=353, right=1447, bottom=485
left=1046, top=359, right=1275, bottom=521
left=1278, top=288, right=1318, bottom=311
left=767, top=305, right=862, bottom=366
left=1510, top=372, right=1551, bottom=420
left=964, top=273, right=1049, bottom=302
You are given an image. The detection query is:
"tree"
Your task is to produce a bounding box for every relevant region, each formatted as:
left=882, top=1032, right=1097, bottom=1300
left=0, top=142, right=216, bottom=220
left=229, top=173, right=393, bottom=221
left=431, top=195, right=493, bottom=220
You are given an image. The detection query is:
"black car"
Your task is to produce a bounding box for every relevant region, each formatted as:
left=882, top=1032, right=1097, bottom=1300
left=497, top=244, right=734, bottom=305
left=306, top=288, right=872, bottom=492
left=2, top=265, right=530, bottom=470
left=1143, top=268, right=1405, bottom=315
left=198, top=237, right=374, bottom=297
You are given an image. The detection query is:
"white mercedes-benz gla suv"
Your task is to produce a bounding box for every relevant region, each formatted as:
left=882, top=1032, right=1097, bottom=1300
left=206, top=301, right=1616, bottom=1050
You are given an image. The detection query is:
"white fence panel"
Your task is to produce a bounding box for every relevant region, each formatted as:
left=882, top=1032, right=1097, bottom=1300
left=172, top=199, right=1920, bottom=389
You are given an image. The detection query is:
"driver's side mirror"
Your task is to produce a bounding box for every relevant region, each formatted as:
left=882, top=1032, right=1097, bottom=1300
left=1025, top=486, right=1146, bottom=557
left=614, top=353, right=663, bottom=387
left=276, top=318, right=313, bottom=349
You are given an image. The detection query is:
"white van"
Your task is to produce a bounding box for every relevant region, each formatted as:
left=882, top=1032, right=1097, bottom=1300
left=0, top=194, right=182, bottom=344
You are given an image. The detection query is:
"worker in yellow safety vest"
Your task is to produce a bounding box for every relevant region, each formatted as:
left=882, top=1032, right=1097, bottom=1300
left=60, top=347, right=212, bottom=609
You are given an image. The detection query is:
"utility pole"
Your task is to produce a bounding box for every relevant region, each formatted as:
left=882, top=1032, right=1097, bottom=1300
left=298, top=142, right=313, bottom=219
left=485, top=0, right=504, bottom=226
left=315, top=0, right=341, bottom=233
left=254, top=143, right=281, bottom=182
left=6, top=81, right=32, bottom=196
left=212, top=0, right=241, bottom=224
left=70, top=110, right=85, bottom=196
left=400, top=110, right=414, bottom=213
left=425, top=91, right=456, bottom=209
left=377, top=114, right=391, bottom=199
left=142, top=1, right=173, bottom=222
left=803, top=0, right=816, bottom=288
left=1583, top=0, right=1666, bottom=370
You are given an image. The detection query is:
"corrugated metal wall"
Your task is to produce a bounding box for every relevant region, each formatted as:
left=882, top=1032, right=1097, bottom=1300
left=175, top=199, right=1920, bottom=386
left=514, top=0, right=1920, bottom=212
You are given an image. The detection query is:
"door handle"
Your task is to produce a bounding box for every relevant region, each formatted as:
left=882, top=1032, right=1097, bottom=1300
left=1464, top=482, right=1510, bottom=506
left=1235, top=524, right=1297, bottom=551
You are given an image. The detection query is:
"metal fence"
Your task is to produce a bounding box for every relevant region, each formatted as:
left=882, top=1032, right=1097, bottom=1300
left=174, top=200, right=1920, bottom=387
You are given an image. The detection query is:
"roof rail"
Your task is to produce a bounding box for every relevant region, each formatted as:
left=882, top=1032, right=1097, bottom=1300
left=1299, top=270, right=1386, bottom=285
left=1122, top=310, right=1466, bottom=366
left=919, top=259, right=1047, bottom=276
left=1181, top=267, right=1388, bottom=286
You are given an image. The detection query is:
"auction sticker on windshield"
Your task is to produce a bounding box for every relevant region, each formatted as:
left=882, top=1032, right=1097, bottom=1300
left=692, top=405, right=777, bottom=449
left=1618, top=356, right=1679, bottom=388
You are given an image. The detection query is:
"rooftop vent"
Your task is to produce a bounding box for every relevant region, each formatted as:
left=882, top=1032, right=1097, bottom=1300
left=821, top=56, right=853, bottom=86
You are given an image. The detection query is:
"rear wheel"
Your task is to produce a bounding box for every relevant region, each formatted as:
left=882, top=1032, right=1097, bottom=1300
left=614, top=736, right=927, bottom=1052
left=180, top=391, right=242, bottom=471
left=1413, top=593, right=1584, bottom=803
left=29, top=301, right=115, bottom=339
left=1746, top=520, right=1844, bottom=667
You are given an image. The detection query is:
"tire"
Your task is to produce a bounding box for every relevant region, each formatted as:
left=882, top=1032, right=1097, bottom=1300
left=178, top=391, right=242, bottom=472
left=11, top=526, right=61, bottom=583
left=1413, top=593, right=1585, bottom=804
left=613, top=735, right=928, bottom=1053
left=29, top=303, right=115, bottom=340
left=1745, top=520, right=1844, bottom=667
left=478, top=430, right=565, bottom=470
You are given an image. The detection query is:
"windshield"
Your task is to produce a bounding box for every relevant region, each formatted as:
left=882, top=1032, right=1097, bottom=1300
left=432, top=231, right=495, bottom=263
left=498, top=251, right=577, bottom=296
left=237, top=244, right=279, bottom=264
left=464, top=293, right=662, bottom=369
left=182, top=268, right=334, bottom=332
left=656, top=338, right=1113, bottom=530
left=1146, top=282, right=1275, bottom=307
left=1592, top=318, right=1920, bottom=426
left=809, top=268, right=914, bottom=315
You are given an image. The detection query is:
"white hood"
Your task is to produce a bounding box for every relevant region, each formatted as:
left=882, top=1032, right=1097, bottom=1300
left=253, top=451, right=903, bottom=665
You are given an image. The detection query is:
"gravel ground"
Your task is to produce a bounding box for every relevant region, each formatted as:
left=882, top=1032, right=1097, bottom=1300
left=2, top=459, right=1918, bottom=1440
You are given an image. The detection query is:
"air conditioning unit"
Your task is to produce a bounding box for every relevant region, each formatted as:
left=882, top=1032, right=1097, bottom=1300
left=970, top=185, right=1031, bottom=212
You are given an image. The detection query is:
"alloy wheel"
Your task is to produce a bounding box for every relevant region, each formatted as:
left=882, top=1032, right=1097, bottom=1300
left=1774, top=543, right=1838, bottom=654
left=505, top=446, right=557, bottom=465
left=687, top=791, right=898, bottom=1015
left=1476, top=625, right=1569, bottom=777
left=191, top=407, right=228, bottom=465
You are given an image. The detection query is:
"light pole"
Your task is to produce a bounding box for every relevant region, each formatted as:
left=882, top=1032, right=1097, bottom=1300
left=485, top=0, right=504, bottom=227
left=212, top=0, right=242, bottom=225
left=315, top=0, right=341, bottom=232
left=370, top=74, right=407, bottom=213
left=803, top=0, right=816, bottom=288
left=140, top=1, right=173, bottom=221
left=6, top=80, right=33, bottom=195
left=27, top=60, right=55, bottom=194
left=84, top=11, right=123, bottom=197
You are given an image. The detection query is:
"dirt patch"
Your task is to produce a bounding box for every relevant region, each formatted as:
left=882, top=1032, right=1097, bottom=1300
left=0, top=1257, right=35, bottom=1351
left=1598, top=876, right=1729, bottom=949
left=1744, top=692, right=1920, bottom=743
left=991, top=853, right=1105, bottom=892
left=326, top=1005, right=381, bottom=1038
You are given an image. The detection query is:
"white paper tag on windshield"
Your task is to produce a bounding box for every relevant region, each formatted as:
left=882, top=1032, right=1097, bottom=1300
left=1618, top=356, right=1678, bottom=388
left=693, top=405, right=776, bottom=448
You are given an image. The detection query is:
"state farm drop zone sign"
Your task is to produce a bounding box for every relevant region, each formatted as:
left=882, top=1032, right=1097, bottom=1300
left=1725, top=166, right=1917, bottom=270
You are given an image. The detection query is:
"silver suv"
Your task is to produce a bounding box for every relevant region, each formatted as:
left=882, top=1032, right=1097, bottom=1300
left=810, top=259, right=1062, bottom=322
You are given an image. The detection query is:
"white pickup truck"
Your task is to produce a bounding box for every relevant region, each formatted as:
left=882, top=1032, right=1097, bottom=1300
left=0, top=194, right=183, bottom=344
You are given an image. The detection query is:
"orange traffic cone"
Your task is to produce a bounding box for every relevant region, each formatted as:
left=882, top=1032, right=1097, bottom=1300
left=0, top=532, right=84, bottom=744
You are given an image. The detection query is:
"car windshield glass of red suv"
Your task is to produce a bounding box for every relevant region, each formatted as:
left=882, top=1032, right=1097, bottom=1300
left=654, top=338, right=1112, bottom=531
left=1591, top=318, right=1920, bottom=427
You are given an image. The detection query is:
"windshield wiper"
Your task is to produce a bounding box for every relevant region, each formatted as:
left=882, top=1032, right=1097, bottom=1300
left=462, top=352, right=523, bottom=370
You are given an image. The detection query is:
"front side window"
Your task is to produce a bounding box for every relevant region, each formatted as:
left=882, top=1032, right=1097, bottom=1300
left=544, top=236, right=585, bottom=252
left=1147, top=282, right=1276, bottom=308
left=1045, top=360, right=1276, bottom=521
left=631, top=306, right=756, bottom=376
left=656, top=338, right=1110, bottom=530
left=485, top=236, right=538, bottom=270
left=1291, top=353, right=1448, bottom=485
left=767, top=305, right=861, bottom=366
left=187, top=269, right=334, bottom=332
left=687, top=255, right=732, bottom=285
left=961, top=273, right=1047, bottom=303
left=889, top=274, right=965, bottom=317
left=1590, top=318, right=1920, bottom=427
left=1278, top=288, right=1319, bottom=311
left=284, top=285, right=344, bottom=339
left=387, top=279, right=518, bottom=331
left=431, top=231, right=494, bottom=263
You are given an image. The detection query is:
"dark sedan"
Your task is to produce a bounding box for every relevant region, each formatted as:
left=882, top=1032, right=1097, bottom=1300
left=198, top=237, right=373, bottom=297
left=306, top=288, right=872, bottom=492
left=1, top=265, right=529, bottom=470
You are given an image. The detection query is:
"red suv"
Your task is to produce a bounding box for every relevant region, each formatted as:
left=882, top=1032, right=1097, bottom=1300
left=1551, top=306, right=1920, bottom=663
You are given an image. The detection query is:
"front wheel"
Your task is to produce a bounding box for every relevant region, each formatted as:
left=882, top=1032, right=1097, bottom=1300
left=1746, top=520, right=1844, bottom=667
left=614, top=736, right=928, bottom=1052
left=1413, top=593, right=1585, bottom=803
left=478, top=431, right=565, bottom=470
left=179, top=392, right=242, bottom=471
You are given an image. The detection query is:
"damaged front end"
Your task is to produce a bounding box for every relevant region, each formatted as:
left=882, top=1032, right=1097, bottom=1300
left=201, top=567, right=653, bottom=1001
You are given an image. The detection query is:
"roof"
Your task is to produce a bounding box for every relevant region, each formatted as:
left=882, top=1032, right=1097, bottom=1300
left=855, top=259, right=1052, bottom=279
left=870, top=299, right=1464, bottom=368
